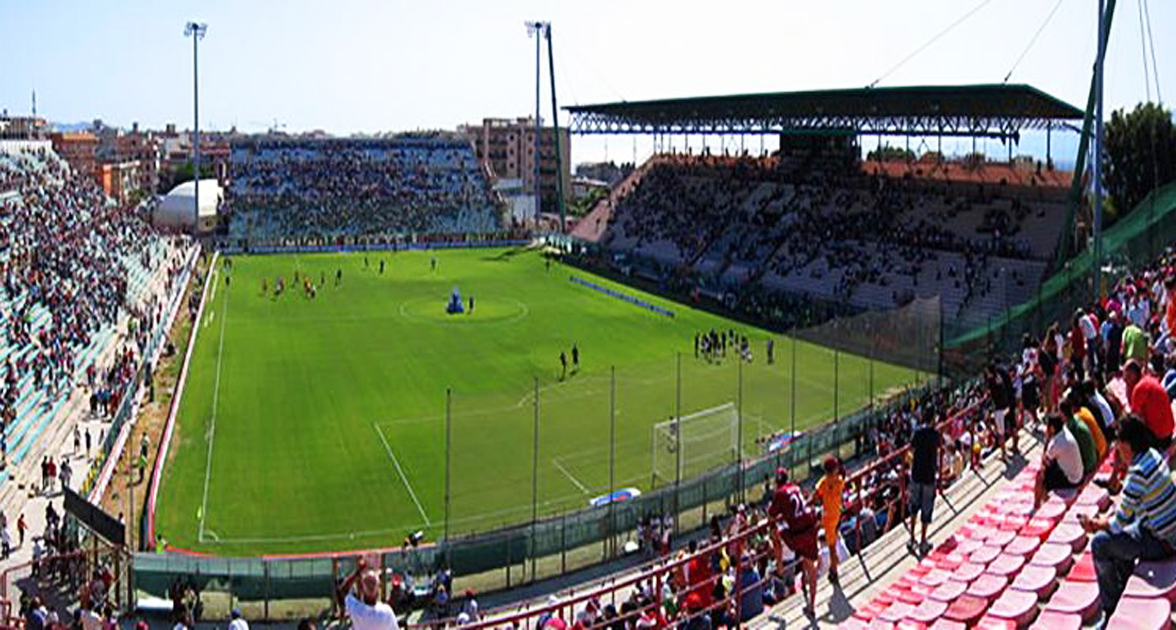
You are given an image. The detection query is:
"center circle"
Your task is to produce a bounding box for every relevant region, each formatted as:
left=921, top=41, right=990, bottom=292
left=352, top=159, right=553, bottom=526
left=398, top=295, right=528, bottom=325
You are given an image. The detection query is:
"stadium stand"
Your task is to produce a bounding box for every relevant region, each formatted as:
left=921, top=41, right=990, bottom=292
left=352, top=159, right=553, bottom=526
left=226, top=135, right=502, bottom=240
left=585, top=147, right=1067, bottom=334
left=0, top=144, right=188, bottom=495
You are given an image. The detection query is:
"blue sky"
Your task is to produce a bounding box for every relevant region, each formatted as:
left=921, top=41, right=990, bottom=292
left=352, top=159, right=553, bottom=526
left=1, top=0, right=1171, bottom=166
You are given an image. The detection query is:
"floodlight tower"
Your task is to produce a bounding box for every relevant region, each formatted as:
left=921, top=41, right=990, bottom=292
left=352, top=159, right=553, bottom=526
left=185, top=21, right=208, bottom=233
left=526, top=21, right=548, bottom=224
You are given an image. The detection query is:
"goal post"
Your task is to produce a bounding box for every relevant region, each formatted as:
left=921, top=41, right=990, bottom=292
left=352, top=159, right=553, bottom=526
left=651, top=402, right=740, bottom=488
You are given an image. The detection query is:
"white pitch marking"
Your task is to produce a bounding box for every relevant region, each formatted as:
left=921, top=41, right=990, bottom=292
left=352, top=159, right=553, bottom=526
left=373, top=423, right=431, bottom=525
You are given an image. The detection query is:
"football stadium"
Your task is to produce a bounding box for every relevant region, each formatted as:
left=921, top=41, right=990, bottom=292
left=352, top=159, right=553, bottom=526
left=2, top=1, right=1176, bottom=629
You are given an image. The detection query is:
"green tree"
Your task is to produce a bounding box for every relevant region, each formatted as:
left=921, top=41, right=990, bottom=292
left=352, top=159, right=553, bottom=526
left=1103, top=102, right=1176, bottom=217
left=866, top=144, right=916, bottom=162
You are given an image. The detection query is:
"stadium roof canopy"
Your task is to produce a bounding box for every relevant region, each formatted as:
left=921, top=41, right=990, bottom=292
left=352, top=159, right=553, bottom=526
left=565, top=84, right=1083, bottom=140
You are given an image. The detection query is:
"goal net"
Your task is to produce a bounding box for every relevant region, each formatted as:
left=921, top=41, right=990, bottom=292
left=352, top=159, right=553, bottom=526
left=651, top=402, right=740, bottom=488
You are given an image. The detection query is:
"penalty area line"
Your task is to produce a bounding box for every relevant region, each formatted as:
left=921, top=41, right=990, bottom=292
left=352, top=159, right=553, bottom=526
left=552, top=457, right=591, bottom=495
left=373, top=423, right=431, bottom=525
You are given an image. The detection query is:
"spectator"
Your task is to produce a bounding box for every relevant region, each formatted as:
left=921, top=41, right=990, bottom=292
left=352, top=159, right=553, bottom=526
left=908, top=411, right=940, bottom=556
left=1083, top=415, right=1176, bottom=618
left=336, top=558, right=399, bottom=630
left=229, top=608, right=248, bottom=630
left=811, top=456, right=844, bottom=583
left=768, top=468, right=818, bottom=617
left=1035, top=413, right=1083, bottom=507
left=1122, top=319, right=1150, bottom=365
left=1124, top=360, right=1175, bottom=449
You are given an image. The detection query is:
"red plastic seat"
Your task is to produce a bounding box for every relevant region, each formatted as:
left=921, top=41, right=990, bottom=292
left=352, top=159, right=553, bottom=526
left=1075, top=486, right=1111, bottom=510
left=869, top=620, right=896, bottom=630
left=895, top=622, right=926, bottom=630
left=969, top=526, right=998, bottom=543
left=1009, top=564, right=1058, bottom=599
left=972, top=616, right=1018, bottom=630
left=970, top=545, right=1002, bottom=565
left=966, top=573, right=1009, bottom=602
left=1034, top=501, right=1066, bottom=521
left=1046, top=523, right=1087, bottom=553
left=1123, top=559, right=1176, bottom=601
left=906, top=598, right=948, bottom=625
left=1021, top=517, right=1059, bottom=540
left=935, top=553, right=966, bottom=571
left=953, top=538, right=983, bottom=557
left=854, top=600, right=888, bottom=621
left=1003, top=535, right=1040, bottom=557
left=879, top=601, right=915, bottom=623
left=1026, top=610, right=1082, bottom=630
left=919, top=569, right=953, bottom=589
left=899, top=585, right=932, bottom=604
left=953, top=561, right=986, bottom=583
left=942, top=594, right=989, bottom=625
left=1106, top=596, right=1172, bottom=630
left=927, top=619, right=966, bottom=630
left=839, top=619, right=870, bottom=630
left=987, top=530, right=1017, bottom=548
left=986, top=553, right=1026, bottom=578
left=1043, top=581, right=1100, bottom=622
left=1029, top=542, right=1075, bottom=574
left=1002, top=501, right=1036, bottom=518
left=928, top=580, right=968, bottom=603
left=985, top=588, right=1039, bottom=627
left=1065, top=551, right=1096, bottom=582
left=875, top=585, right=906, bottom=607
left=999, top=515, right=1028, bottom=532
left=1061, top=503, right=1099, bottom=524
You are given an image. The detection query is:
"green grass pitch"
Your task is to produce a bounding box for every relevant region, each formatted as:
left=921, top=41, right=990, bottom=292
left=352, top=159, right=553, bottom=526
left=154, top=247, right=922, bottom=555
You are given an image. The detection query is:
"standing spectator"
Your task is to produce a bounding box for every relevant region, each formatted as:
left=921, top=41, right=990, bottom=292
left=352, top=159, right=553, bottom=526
left=908, top=411, right=939, bottom=556
left=1124, top=360, right=1175, bottom=449
left=986, top=364, right=1015, bottom=458
left=336, top=558, right=399, bottom=630
left=768, top=468, right=818, bottom=617
left=1103, top=311, right=1124, bottom=374
left=1082, top=415, right=1176, bottom=618
left=17, top=513, right=26, bottom=547
left=1122, top=319, right=1150, bottom=366
left=812, top=456, right=844, bottom=583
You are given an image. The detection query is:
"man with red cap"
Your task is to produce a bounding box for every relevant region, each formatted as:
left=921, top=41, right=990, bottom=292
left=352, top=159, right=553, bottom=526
left=769, top=468, right=818, bottom=616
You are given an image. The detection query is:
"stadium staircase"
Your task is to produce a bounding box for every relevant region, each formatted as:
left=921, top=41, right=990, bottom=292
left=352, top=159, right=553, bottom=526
left=807, top=432, right=1176, bottom=629
left=570, top=157, right=665, bottom=244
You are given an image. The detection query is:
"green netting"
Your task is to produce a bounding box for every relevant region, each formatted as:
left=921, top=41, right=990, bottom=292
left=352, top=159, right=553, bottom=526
left=946, top=181, right=1176, bottom=375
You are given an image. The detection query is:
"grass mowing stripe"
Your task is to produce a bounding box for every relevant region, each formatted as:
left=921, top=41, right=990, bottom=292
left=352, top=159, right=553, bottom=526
left=197, top=267, right=228, bottom=542
left=373, top=422, right=431, bottom=525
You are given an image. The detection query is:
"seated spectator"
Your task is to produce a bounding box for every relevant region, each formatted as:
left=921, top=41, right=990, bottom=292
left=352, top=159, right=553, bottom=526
left=1059, top=397, right=1099, bottom=476
left=1035, top=413, right=1083, bottom=507
left=1067, top=389, right=1107, bottom=460
left=1123, top=360, right=1175, bottom=449
left=1083, top=415, right=1176, bottom=618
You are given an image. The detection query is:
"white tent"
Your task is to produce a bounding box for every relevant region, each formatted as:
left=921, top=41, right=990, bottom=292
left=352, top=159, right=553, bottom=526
left=154, top=179, right=222, bottom=233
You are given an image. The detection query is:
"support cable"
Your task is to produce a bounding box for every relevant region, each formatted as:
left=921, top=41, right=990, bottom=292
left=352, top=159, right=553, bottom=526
left=1004, top=0, right=1066, bottom=83
left=869, top=0, right=995, bottom=88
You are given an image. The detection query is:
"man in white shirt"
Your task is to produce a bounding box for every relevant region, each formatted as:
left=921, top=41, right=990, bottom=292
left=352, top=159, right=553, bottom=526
left=1035, top=413, right=1083, bottom=507
left=336, top=558, right=399, bottom=630
left=228, top=609, right=249, bottom=630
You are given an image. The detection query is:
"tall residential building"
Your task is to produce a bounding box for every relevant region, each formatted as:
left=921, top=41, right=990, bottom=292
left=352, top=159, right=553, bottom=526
left=460, top=117, right=570, bottom=216
left=49, top=131, right=99, bottom=178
